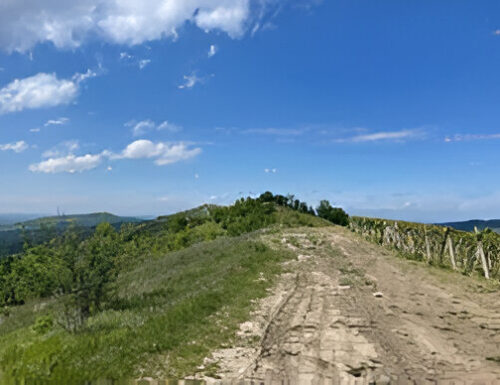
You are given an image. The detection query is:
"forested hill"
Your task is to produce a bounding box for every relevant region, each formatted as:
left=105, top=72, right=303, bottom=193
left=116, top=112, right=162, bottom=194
left=0, top=212, right=143, bottom=257
left=439, top=219, right=500, bottom=233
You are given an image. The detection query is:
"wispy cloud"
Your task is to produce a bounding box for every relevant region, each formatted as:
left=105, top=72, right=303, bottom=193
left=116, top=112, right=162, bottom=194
left=264, top=168, right=277, bottom=173
left=138, top=59, right=151, bottom=69
left=0, top=140, right=28, bottom=153
left=42, top=140, right=79, bottom=158
left=338, top=129, right=423, bottom=143
left=178, top=73, right=203, bottom=89
left=44, top=117, right=69, bottom=126
left=126, top=119, right=182, bottom=136
left=444, top=133, right=500, bottom=142
left=242, top=127, right=307, bottom=136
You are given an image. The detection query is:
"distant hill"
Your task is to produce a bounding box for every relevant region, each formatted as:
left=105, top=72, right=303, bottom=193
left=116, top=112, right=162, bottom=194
left=438, top=219, right=500, bottom=233
left=14, top=212, right=143, bottom=230
left=0, top=212, right=144, bottom=257
left=0, top=213, right=45, bottom=227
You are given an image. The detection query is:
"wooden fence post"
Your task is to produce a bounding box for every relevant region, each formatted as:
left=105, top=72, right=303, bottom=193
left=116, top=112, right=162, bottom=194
left=424, top=226, right=432, bottom=263
left=447, top=236, right=457, bottom=270
left=475, top=227, right=490, bottom=279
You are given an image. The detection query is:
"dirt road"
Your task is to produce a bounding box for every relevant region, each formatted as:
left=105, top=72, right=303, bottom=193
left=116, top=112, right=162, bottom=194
left=206, top=227, right=500, bottom=384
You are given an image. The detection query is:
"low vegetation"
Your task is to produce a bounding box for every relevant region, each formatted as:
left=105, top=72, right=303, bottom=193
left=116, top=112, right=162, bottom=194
left=0, top=193, right=345, bottom=382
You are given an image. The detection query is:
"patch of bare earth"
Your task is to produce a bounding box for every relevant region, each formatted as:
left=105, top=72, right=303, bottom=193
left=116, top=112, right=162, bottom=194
left=203, top=227, right=500, bottom=384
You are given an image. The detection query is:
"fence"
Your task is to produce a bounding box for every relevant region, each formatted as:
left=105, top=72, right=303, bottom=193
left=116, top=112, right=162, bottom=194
left=349, top=216, right=500, bottom=280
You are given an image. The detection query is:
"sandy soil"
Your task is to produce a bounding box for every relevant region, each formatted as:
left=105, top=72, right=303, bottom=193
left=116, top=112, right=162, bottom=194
left=204, top=226, right=500, bottom=384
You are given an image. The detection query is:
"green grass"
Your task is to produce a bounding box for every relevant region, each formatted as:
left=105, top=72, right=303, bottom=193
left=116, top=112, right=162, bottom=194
left=0, top=235, right=295, bottom=383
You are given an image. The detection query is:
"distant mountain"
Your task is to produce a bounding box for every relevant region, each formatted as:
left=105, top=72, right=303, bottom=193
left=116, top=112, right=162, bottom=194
left=439, top=219, right=500, bottom=233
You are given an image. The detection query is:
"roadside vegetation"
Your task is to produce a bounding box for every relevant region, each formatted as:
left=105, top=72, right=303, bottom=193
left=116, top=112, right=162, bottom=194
left=0, top=193, right=347, bottom=383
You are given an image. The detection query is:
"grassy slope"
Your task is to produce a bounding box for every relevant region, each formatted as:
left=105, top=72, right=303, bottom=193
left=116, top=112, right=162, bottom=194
left=0, top=208, right=329, bottom=383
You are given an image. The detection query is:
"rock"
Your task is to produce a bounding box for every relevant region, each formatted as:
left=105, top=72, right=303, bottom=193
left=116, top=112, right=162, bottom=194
left=376, top=374, right=391, bottom=384
left=373, top=292, right=384, bottom=298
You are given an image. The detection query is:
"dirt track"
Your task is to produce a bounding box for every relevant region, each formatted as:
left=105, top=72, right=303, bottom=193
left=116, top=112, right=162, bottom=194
left=205, top=227, right=500, bottom=384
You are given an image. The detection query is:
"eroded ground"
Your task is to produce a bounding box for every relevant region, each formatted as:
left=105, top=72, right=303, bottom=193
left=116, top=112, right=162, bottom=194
left=203, top=226, right=500, bottom=384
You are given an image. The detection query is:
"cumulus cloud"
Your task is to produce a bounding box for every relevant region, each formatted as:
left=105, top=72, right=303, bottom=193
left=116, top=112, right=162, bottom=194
left=30, top=139, right=201, bottom=173
left=126, top=119, right=182, bottom=136
left=118, top=139, right=201, bottom=165
left=29, top=154, right=103, bottom=174
left=0, top=0, right=273, bottom=52
left=0, top=71, right=95, bottom=114
left=0, top=141, right=28, bottom=153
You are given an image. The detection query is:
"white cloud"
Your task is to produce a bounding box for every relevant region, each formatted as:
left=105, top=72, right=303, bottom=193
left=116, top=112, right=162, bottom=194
left=119, top=139, right=201, bottom=165
left=31, top=138, right=201, bottom=173
left=493, top=30, right=500, bottom=36
left=127, top=119, right=156, bottom=136
left=243, top=127, right=306, bottom=136
left=178, top=73, right=202, bottom=89
left=29, top=153, right=103, bottom=174
left=119, top=52, right=133, bottom=60
left=208, top=44, right=218, bottom=57
left=29, top=128, right=41, bottom=133
left=42, top=140, right=80, bottom=158
left=444, top=133, right=500, bottom=142
left=157, top=120, right=182, bottom=133
left=44, top=117, right=69, bottom=127
left=264, top=168, right=277, bottom=173
left=0, top=0, right=273, bottom=53
left=0, top=71, right=95, bottom=114
left=138, top=59, right=151, bottom=69
left=340, top=129, right=422, bottom=143
left=0, top=141, right=28, bottom=153
left=127, top=119, right=182, bottom=136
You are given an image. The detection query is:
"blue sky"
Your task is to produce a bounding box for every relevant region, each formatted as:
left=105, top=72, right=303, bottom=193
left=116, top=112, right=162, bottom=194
left=1, top=0, right=500, bottom=222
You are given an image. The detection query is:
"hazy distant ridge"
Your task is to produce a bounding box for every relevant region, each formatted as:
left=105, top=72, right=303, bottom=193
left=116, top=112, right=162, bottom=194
left=438, top=219, right=500, bottom=233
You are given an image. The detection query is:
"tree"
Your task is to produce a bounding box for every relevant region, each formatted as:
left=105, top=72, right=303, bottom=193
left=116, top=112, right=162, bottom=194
left=316, top=200, right=349, bottom=226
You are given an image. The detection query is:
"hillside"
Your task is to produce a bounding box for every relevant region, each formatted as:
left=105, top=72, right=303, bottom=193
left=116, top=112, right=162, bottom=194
left=439, top=219, right=500, bottom=233
left=0, top=196, right=498, bottom=383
